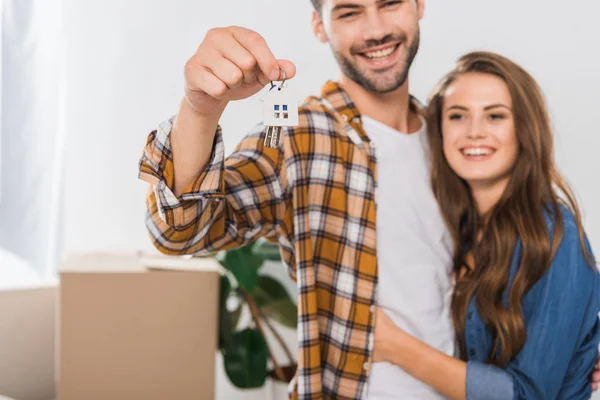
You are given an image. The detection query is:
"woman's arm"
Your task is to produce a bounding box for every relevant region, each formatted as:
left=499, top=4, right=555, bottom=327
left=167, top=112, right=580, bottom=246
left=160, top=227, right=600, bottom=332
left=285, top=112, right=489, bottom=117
left=373, top=308, right=467, bottom=400
left=373, top=308, right=513, bottom=400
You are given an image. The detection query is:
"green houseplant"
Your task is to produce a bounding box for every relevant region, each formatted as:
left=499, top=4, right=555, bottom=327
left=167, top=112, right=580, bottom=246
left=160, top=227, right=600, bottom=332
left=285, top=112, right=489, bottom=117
left=214, top=239, right=297, bottom=389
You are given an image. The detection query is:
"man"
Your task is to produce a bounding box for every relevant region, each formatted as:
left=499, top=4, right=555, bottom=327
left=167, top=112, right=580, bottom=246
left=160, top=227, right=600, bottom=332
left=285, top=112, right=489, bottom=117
left=138, top=1, right=600, bottom=398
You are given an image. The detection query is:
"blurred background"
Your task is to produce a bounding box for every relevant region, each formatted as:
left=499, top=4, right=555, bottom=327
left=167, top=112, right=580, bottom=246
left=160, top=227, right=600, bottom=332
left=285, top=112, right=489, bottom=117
left=1, top=0, right=599, bottom=399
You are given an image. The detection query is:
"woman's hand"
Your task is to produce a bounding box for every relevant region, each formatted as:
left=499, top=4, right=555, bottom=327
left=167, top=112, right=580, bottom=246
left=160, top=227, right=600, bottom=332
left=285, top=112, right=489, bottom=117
left=592, top=358, right=600, bottom=391
left=372, top=306, right=467, bottom=400
left=373, top=307, right=405, bottom=363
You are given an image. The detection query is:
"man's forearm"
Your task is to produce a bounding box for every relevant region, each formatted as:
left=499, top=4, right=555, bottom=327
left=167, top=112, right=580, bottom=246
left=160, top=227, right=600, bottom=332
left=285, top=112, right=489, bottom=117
left=171, top=98, right=225, bottom=197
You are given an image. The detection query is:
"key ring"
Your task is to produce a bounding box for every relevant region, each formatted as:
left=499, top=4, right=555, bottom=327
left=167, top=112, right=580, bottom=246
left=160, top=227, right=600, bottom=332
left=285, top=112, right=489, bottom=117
left=269, top=66, right=286, bottom=91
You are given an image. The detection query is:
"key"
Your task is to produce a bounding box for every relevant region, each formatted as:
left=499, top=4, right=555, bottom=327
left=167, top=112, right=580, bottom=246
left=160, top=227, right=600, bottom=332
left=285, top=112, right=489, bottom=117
left=262, top=67, right=298, bottom=148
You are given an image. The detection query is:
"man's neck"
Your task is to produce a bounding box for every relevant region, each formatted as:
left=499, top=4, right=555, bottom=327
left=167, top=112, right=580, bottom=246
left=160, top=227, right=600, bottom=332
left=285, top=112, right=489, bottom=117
left=338, top=74, right=420, bottom=133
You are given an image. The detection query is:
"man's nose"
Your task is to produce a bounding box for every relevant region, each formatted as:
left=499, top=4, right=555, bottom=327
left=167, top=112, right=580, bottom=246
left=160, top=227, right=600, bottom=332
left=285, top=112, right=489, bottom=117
left=363, top=10, right=388, bottom=42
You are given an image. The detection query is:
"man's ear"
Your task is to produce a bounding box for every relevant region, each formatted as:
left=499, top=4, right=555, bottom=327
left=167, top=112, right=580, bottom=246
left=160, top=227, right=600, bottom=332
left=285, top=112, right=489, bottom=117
left=417, top=0, right=425, bottom=20
left=312, top=11, right=328, bottom=43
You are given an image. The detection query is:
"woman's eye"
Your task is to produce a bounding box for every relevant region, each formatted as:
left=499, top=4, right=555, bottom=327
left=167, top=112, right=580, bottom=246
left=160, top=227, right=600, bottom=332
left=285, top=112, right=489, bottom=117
left=448, top=114, right=463, bottom=121
left=489, top=114, right=506, bottom=120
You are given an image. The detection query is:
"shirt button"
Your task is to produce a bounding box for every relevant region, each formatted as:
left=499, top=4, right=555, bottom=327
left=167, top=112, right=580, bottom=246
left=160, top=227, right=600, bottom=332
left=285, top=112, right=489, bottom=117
left=370, top=304, right=376, bottom=313
left=351, top=116, right=360, bottom=124
left=467, top=311, right=473, bottom=319
left=469, top=349, right=476, bottom=357
left=363, top=362, right=369, bottom=371
left=342, top=114, right=349, bottom=121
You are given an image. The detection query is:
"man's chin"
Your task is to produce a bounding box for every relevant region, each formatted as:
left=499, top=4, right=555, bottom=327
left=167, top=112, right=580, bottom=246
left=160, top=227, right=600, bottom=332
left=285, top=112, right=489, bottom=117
left=351, top=61, right=408, bottom=91
left=359, top=74, right=408, bottom=94
left=337, top=53, right=410, bottom=93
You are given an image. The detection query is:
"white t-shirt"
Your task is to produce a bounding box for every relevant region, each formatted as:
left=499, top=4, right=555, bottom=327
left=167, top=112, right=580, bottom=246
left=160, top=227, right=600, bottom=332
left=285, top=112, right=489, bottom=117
left=363, top=115, right=456, bottom=399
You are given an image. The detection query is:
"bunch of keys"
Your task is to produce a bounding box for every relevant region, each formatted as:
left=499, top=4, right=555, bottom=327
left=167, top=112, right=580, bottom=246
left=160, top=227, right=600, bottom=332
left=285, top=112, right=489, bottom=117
left=262, top=67, right=299, bottom=148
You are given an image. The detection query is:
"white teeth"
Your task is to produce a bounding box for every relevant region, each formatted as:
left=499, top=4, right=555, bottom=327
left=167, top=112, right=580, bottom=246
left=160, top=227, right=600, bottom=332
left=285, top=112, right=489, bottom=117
left=364, top=46, right=396, bottom=59
left=462, top=148, right=493, bottom=156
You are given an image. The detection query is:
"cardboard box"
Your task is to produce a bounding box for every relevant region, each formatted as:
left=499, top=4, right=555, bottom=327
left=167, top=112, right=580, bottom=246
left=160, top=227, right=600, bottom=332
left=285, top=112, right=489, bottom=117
left=57, top=252, right=221, bottom=400
left=0, top=284, right=56, bottom=400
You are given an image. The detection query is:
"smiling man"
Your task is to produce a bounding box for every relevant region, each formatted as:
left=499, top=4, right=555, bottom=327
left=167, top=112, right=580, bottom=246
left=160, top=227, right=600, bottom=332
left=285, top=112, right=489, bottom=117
left=138, top=1, right=600, bottom=399
left=317, top=0, right=420, bottom=93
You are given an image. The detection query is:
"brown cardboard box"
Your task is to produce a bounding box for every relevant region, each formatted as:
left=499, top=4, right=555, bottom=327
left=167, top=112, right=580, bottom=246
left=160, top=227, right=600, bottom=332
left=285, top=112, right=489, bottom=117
left=57, top=252, right=220, bottom=400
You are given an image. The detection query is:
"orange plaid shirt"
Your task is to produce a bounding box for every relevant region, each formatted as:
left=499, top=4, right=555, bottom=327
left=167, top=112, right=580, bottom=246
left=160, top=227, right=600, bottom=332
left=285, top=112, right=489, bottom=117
left=139, top=81, right=421, bottom=399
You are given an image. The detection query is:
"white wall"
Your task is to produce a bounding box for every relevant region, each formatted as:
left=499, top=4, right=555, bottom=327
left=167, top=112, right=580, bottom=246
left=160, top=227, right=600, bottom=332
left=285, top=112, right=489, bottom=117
left=63, top=0, right=600, bottom=398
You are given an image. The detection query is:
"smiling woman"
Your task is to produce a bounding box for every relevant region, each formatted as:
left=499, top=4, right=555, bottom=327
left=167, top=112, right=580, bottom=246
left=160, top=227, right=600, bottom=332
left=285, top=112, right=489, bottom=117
left=371, top=51, right=600, bottom=400
left=427, top=52, right=597, bottom=366
left=440, top=72, right=519, bottom=208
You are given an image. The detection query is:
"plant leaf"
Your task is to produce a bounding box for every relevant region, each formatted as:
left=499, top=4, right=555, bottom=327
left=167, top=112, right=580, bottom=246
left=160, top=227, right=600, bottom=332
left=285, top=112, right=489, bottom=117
left=252, top=239, right=282, bottom=262
left=255, top=276, right=297, bottom=329
left=215, top=245, right=263, bottom=291
left=229, top=299, right=242, bottom=330
left=256, top=276, right=291, bottom=301
left=222, top=328, right=268, bottom=389
left=218, top=276, right=235, bottom=350
left=262, top=298, right=298, bottom=329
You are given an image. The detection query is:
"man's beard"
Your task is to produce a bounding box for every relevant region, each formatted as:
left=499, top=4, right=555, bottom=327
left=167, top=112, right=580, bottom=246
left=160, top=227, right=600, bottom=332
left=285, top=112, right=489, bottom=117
left=333, top=30, right=420, bottom=94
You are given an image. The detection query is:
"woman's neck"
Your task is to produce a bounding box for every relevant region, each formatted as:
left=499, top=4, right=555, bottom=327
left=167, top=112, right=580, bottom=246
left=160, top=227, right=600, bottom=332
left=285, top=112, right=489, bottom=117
left=469, top=177, right=510, bottom=218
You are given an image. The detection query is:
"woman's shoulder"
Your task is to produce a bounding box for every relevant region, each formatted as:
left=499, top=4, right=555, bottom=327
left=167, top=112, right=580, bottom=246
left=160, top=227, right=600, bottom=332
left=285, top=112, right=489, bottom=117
left=544, top=203, right=576, bottom=231
left=544, top=204, right=597, bottom=283
left=543, top=204, right=588, bottom=246
left=514, top=205, right=599, bottom=316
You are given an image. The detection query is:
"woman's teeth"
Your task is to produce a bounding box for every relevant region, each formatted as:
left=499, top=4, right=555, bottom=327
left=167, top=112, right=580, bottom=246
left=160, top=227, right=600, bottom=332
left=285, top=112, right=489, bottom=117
left=364, top=45, right=397, bottom=59
left=462, top=147, right=494, bottom=156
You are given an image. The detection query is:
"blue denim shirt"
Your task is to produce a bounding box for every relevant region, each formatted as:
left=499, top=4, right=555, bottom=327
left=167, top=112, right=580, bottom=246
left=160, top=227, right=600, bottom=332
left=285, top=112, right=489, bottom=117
left=465, top=209, right=600, bottom=400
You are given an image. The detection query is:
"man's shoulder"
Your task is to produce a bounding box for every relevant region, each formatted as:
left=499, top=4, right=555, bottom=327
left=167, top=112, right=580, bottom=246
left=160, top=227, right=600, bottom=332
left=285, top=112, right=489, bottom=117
left=298, top=94, right=334, bottom=116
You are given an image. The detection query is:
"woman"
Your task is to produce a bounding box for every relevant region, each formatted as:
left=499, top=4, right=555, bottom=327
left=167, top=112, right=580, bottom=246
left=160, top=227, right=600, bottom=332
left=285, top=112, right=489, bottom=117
left=372, top=52, right=600, bottom=399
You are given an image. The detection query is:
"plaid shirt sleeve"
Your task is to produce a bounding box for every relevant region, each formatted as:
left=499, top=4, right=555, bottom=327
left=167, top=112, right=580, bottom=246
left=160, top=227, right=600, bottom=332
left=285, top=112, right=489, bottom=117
left=138, top=115, right=291, bottom=255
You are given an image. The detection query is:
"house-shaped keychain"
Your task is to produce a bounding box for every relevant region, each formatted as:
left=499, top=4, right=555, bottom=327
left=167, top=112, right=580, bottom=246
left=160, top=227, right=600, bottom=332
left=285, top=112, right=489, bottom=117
left=260, top=66, right=300, bottom=148
left=261, top=83, right=300, bottom=127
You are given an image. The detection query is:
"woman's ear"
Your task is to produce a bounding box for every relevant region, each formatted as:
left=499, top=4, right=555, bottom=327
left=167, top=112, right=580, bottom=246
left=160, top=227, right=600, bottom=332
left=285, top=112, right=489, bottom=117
left=312, top=11, right=328, bottom=43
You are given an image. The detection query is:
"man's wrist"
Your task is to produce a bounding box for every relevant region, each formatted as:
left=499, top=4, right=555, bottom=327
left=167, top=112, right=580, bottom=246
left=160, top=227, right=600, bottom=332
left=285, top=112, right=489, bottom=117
left=182, top=92, right=227, bottom=120
left=177, top=96, right=223, bottom=129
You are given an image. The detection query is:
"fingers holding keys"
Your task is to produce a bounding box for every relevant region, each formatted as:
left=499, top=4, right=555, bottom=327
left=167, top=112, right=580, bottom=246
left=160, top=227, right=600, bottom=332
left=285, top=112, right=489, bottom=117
left=230, top=27, right=296, bottom=84
left=270, top=59, right=296, bottom=83
left=184, top=26, right=296, bottom=117
left=230, top=26, right=279, bottom=85
left=206, top=29, right=257, bottom=88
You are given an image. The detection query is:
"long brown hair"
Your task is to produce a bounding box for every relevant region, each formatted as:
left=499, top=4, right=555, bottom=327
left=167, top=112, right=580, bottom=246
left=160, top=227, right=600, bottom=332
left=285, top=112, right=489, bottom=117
left=426, top=51, right=593, bottom=366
